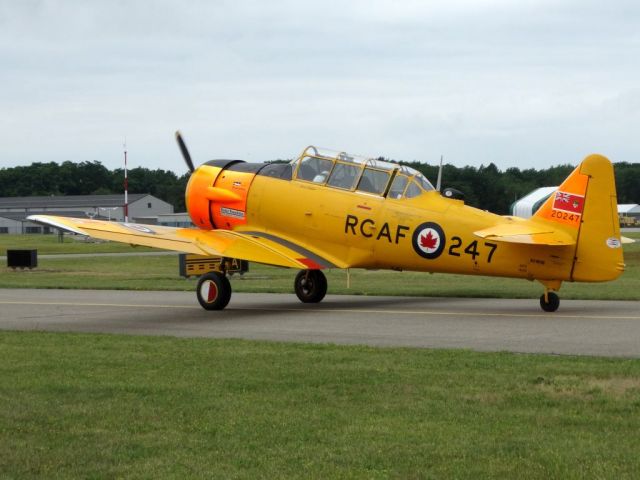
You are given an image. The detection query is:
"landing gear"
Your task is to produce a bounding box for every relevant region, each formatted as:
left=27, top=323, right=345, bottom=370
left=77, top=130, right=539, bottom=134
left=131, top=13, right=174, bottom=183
left=196, top=272, right=232, bottom=310
left=539, top=291, right=560, bottom=312
left=538, top=280, right=562, bottom=312
left=294, top=269, right=327, bottom=303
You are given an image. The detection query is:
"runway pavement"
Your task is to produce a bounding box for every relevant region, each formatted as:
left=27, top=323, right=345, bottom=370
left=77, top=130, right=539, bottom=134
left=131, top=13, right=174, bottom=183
left=1, top=288, right=639, bottom=357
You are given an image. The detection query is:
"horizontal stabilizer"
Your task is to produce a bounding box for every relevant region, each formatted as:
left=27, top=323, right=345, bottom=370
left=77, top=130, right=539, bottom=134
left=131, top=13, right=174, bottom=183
left=474, top=220, right=576, bottom=246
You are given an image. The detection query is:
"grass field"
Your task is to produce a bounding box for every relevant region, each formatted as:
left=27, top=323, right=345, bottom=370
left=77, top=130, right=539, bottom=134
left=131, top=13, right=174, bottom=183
left=1, top=332, right=640, bottom=479
left=0, top=233, right=155, bottom=255
left=1, top=233, right=639, bottom=300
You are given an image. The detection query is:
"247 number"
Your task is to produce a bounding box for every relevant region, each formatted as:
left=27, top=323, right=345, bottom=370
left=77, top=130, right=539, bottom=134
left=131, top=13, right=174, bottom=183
left=448, top=237, right=498, bottom=263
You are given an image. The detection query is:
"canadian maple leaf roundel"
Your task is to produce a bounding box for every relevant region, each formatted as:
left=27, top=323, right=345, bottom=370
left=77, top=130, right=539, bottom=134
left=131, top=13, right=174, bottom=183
left=412, top=222, right=446, bottom=259
left=420, top=230, right=438, bottom=250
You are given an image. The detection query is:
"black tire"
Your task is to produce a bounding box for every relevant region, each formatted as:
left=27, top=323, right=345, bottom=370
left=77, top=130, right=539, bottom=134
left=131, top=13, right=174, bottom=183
left=294, top=270, right=327, bottom=303
left=196, top=272, right=232, bottom=310
left=540, top=292, right=560, bottom=312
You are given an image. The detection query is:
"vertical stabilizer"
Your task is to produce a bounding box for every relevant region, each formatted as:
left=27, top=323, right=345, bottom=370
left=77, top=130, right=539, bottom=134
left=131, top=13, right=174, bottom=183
left=534, top=154, right=624, bottom=282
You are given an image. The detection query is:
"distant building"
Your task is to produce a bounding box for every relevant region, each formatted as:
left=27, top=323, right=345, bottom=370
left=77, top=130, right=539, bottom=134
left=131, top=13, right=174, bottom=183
left=0, top=194, right=173, bottom=234
left=618, top=204, right=640, bottom=225
left=510, top=187, right=557, bottom=219
left=157, top=213, right=193, bottom=228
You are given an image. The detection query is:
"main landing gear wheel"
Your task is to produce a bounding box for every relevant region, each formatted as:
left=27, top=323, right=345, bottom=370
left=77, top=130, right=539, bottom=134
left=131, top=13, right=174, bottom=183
left=294, top=269, right=327, bottom=303
left=540, top=291, right=560, bottom=312
left=196, top=272, right=231, bottom=310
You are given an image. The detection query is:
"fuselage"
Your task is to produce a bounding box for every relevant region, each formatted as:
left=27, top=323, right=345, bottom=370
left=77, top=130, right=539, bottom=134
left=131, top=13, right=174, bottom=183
left=185, top=146, right=580, bottom=283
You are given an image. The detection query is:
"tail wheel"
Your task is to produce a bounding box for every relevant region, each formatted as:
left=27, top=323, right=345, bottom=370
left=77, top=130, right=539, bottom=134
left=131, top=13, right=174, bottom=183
left=540, top=291, right=560, bottom=312
left=294, top=269, right=327, bottom=303
left=197, top=272, right=232, bottom=310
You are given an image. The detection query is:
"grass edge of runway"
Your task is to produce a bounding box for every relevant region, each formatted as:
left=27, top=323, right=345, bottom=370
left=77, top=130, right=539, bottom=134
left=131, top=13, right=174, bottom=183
left=1, top=252, right=640, bottom=301
left=2, top=331, right=640, bottom=479
left=1, top=233, right=639, bottom=301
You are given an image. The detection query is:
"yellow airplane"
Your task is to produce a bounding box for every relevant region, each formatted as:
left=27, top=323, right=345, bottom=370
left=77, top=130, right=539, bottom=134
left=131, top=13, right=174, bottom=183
left=29, top=132, right=627, bottom=312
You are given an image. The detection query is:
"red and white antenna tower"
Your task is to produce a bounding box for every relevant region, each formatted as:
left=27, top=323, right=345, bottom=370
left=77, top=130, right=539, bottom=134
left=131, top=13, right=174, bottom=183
left=124, top=140, right=129, bottom=223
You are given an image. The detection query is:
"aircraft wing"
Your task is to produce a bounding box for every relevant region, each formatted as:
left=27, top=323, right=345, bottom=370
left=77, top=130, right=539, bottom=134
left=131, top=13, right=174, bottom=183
left=27, top=215, right=340, bottom=269
left=473, top=222, right=576, bottom=246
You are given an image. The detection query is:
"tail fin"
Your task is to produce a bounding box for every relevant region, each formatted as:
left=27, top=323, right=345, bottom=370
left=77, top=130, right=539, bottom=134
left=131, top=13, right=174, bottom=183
left=534, top=154, right=624, bottom=282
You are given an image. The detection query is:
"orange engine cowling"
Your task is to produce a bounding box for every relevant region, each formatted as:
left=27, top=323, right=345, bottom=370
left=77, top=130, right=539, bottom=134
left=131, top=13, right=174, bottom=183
left=185, top=160, right=261, bottom=230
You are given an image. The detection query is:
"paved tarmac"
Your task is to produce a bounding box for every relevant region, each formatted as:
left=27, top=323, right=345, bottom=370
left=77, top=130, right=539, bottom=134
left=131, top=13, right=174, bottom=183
left=0, top=288, right=639, bottom=358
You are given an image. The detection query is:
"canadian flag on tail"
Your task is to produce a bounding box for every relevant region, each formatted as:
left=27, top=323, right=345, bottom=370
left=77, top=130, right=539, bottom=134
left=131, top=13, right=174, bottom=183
left=552, top=191, right=585, bottom=215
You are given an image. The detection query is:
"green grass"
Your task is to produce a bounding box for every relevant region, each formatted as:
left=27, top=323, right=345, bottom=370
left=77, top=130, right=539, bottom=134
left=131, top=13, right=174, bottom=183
left=1, top=233, right=639, bottom=300
left=1, top=332, right=639, bottom=478
left=0, top=233, right=155, bottom=254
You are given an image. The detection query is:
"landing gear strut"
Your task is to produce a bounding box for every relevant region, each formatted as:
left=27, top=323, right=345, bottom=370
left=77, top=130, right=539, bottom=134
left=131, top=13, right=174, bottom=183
left=294, top=269, right=327, bottom=303
left=539, top=291, right=560, bottom=312
left=196, top=272, right=232, bottom=310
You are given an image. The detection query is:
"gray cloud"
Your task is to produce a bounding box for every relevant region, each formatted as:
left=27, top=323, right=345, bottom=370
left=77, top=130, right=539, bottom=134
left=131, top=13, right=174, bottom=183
left=1, top=0, right=638, bottom=173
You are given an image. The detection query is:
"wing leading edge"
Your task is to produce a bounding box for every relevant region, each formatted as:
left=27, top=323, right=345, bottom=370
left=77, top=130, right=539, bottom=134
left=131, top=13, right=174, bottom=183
left=27, top=215, right=337, bottom=269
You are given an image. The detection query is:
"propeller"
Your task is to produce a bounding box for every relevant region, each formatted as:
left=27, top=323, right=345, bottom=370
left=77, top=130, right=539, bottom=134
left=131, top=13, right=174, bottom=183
left=175, top=130, right=195, bottom=173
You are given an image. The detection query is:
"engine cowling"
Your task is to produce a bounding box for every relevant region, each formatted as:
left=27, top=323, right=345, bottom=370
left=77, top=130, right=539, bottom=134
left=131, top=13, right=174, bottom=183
left=185, top=160, right=260, bottom=230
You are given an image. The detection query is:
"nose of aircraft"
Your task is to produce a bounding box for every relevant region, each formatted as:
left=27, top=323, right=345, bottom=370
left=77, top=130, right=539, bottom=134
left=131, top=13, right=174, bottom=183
left=176, top=130, right=250, bottom=231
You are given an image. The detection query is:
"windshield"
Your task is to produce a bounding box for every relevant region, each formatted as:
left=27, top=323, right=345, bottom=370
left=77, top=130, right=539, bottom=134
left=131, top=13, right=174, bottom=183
left=291, top=146, right=434, bottom=197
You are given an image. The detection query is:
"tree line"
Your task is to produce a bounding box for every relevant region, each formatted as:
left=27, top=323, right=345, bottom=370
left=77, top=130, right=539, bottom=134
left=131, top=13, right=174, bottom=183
left=405, top=160, right=639, bottom=214
left=0, top=159, right=638, bottom=215
left=0, top=161, right=190, bottom=211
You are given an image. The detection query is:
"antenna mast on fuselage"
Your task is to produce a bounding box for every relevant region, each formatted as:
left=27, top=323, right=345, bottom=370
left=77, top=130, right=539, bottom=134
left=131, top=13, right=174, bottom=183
left=436, top=155, right=443, bottom=192
left=124, top=140, right=129, bottom=223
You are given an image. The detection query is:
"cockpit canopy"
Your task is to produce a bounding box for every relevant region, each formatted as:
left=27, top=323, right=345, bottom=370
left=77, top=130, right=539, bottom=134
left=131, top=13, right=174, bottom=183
left=290, top=146, right=434, bottom=199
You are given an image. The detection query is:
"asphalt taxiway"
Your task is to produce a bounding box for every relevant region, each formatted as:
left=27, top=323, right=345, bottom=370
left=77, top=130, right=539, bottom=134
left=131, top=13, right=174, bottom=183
left=1, top=288, right=639, bottom=357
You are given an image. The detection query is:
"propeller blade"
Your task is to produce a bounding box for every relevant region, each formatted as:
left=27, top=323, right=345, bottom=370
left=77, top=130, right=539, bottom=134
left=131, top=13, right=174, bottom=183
left=175, top=130, right=195, bottom=173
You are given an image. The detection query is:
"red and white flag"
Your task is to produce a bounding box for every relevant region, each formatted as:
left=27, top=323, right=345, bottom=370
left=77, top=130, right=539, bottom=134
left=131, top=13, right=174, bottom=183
left=553, top=191, right=585, bottom=214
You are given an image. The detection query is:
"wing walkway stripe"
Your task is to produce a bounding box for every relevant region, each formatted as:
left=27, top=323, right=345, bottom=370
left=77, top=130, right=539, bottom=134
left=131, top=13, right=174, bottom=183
left=241, top=231, right=337, bottom=268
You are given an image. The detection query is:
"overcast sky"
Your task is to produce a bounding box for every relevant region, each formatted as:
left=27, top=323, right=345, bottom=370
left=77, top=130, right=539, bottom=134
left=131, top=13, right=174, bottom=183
left=1, top=0, right=639, bottom=174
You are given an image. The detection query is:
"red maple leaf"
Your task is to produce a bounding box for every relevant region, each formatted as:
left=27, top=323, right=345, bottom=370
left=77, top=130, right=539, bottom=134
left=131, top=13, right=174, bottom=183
left=420, top=230, right=438, bottom=249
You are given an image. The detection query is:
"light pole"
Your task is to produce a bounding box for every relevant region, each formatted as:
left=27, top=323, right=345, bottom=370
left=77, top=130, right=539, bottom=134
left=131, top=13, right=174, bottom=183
left=99, top=207, right=119, bottom=221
